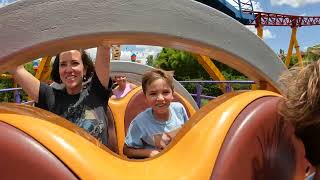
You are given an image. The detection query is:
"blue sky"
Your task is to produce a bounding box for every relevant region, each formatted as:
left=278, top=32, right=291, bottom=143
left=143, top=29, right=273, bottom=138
left=119, top=0, right=320, bottom=62
left=1, top=0, right=320, bottom=62
left=248, top=0, right=320, bottom=53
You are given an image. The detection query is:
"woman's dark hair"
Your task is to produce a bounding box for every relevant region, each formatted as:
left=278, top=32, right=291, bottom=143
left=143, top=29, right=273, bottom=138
left=51, top=49, right=94, bottom=83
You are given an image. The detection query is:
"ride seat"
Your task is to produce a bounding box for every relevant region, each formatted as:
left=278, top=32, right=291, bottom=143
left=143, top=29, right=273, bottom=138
left=0, top=121, right=77, bottom=179
left=124, top=89, right=192, bottom=135
left=211, top=96, right=310, bottom=179
left=105, top=105, right=118, bottom=154
left=0, top=103, right=119, bottom=154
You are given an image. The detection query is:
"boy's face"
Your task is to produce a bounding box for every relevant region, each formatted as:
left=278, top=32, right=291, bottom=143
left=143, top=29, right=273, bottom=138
left=144, top=78, right=174, bottom=116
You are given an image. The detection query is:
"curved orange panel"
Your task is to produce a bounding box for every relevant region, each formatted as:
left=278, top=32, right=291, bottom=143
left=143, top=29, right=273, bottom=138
left=0, top=103, right=101, bottom=146
left=108, top=87, right=141, bottom=155
left=0, top=90, right=280, bottom=179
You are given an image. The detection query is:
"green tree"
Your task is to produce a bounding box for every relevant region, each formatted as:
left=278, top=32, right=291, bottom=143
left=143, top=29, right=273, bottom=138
left=305, top=45, right=320, bottom=63
left=24, top=61, right=36, bottom=75
left=0, top=77, right=14, bottom=102
left=146, top=55, right=154, bottom=66
left=0, top=61, right=36, bottom=102
left=154, top=48, right=209, bottom=80
left=213, top=61, right=250, bottom=91
left=279, top=54, right=300, bottom=68
left=153, top=48, right=249, bottom=97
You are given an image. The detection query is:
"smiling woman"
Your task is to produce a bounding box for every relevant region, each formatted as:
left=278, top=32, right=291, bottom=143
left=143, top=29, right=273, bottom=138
left=9, top=47, right=113, bottom=146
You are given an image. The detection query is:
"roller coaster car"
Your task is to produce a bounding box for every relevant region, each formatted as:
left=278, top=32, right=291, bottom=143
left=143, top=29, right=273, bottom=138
left=0, top=89, right=311, bottom=179
left=0, top=0, right=314, bottom=179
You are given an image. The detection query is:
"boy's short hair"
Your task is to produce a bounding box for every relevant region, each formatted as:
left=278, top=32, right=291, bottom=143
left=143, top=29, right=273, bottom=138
left=279, top=59, right=320, bottom=166
left=142, top=69, right=174, bottom=94
left=279, top=60, right=320, bottom=125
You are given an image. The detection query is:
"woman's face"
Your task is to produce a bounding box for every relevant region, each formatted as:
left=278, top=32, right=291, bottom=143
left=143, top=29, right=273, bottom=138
left=115, top=75, right=126, bottom=85
left=59, top=50, right=86, bottom=93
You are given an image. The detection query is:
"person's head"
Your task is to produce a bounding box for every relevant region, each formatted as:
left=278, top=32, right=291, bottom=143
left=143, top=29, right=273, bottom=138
left=279, top=59, right=320, bottom=167
left=142, top=69, right=174, bottom=116
left=114, top=74, right=127, bottom=86
left=51, top=49, right=94, bottom=93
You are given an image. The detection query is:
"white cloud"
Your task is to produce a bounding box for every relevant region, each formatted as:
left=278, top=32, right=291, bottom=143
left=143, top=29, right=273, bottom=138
left=246, top=26, right=276, bottom=39
left=85, top=48, right=98, bottom=60
left=85, top=45, right=163, bottom=65
left=0, top=0, right=15, bottom=8
left=264, top=29, right=276, bottom=39
left=226, top=0, right=238, bottom=7
left=271, top=0, right=320, bottom=8
left=120, top=50, right=132, bottom=62
left=226, top=0, right=263, bottom=11
left=121, top=45, right=162, bottom=64
left=252, top=1, right=264, bottom=11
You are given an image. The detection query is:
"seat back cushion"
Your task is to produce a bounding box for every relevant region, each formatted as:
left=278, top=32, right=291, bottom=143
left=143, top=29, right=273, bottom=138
left=106, top=105, right=119, bottom=154
left=0, top=121, right=77, bottom=179
left=211, top=96, right=309, bottom=180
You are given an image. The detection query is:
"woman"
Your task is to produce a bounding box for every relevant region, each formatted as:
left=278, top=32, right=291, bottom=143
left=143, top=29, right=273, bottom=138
left=10, top=46, right=112, bottom=145
left=111, top=74, right=137, bottom=99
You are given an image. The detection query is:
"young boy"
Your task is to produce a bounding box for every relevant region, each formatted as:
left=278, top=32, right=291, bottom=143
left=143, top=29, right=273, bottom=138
left=123, top=69, right=188, bottom=158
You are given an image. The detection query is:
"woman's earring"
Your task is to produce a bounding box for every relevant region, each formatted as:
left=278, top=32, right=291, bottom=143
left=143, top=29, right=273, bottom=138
left=83, top=76, right=87, bottom=81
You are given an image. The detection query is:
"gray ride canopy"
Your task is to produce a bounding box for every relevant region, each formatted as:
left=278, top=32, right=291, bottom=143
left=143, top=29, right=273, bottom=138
left=0, top=0, right=286, bottom=92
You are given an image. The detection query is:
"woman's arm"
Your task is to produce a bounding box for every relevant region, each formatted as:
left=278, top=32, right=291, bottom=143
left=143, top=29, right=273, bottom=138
left=123, top=144, right=159, bottom=158
left=10, top=65, right=40, bottom=102
left=95, top=46, right=110, bottom=88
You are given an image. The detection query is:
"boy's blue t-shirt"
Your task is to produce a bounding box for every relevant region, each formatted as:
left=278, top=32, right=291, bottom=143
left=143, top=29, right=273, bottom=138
left=125, top=102, right=188, bottom=150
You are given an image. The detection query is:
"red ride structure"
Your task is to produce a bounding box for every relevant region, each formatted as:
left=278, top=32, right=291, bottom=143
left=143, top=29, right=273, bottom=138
left=245, top=11, right=320, bottom=67
left=250, top=11, right=320, bottom=27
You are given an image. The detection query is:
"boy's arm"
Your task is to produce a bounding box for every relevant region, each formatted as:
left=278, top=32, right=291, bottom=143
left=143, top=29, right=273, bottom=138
left=124, top=118, right=159, bottom=158
left=123, top=144, right=159, bottom=158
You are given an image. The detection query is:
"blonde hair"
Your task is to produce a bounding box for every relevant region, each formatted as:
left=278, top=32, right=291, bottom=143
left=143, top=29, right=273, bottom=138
left=279, top=60, right=320, bottom=129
